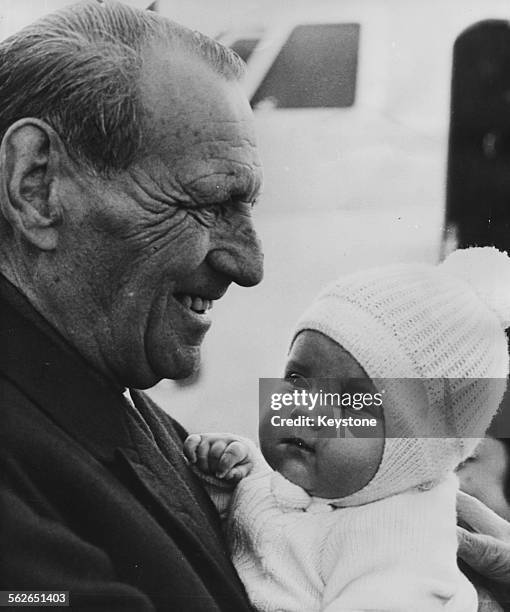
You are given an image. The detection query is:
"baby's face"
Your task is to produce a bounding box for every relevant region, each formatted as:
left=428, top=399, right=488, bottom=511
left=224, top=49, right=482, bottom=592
left=259, top=330, right=384, bottom=499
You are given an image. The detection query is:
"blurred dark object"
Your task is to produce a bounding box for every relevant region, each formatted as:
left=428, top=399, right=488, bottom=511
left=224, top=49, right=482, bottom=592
left=502, top=438, right=510, bottom=506
left=445, top=20, right=510, bottom=253
left=489, top=374, right=510, bottom=439
left=251, top=23, right=359, bottom=109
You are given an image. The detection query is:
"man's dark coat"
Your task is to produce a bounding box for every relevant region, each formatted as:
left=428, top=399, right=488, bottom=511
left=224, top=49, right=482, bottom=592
left=0, top=276, right=252, bottom=611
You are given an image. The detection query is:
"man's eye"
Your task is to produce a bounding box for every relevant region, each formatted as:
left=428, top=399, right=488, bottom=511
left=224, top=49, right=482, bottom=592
left=226, top=196, right=258, bottom=214
left=198, top=197, right=255, bottom=217
left=187, top=202, right=229, bottom=227
left=202, top=200, right=231, bottom=217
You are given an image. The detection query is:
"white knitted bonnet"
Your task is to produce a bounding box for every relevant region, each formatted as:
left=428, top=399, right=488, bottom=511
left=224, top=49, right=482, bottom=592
left=293, top=247, right=510, bottom=506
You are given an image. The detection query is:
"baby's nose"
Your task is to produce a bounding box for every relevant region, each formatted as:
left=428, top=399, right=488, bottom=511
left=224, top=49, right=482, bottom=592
left=290, top=405, right=314, bottom=419
left=290, top=405, right=326, bottom=432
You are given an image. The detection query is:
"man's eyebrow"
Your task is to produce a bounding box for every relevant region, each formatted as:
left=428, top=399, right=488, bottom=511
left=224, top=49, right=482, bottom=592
left=180, top=173, right=261, bottom=206
left=222, top=172, right=262, bottom=204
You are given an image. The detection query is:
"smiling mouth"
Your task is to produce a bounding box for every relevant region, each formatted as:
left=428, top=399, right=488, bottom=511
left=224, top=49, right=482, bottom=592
left=280, top=437, right=315, bottom=453
left=174, top=293, right=214, bottom=315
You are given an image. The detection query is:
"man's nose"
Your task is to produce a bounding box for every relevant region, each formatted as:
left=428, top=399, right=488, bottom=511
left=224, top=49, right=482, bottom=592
left=206, top=216, right=264, bottom=287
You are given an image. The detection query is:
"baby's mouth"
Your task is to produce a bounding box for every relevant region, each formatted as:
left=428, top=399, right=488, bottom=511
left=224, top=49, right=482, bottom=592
left=280, top=437, right=315, bottom=453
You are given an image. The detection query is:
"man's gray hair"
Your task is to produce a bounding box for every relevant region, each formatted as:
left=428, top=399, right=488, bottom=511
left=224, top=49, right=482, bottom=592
left=0, top=0, right=245, bottom=174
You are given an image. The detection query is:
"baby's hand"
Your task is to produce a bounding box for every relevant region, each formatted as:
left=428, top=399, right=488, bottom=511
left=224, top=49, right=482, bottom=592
left=184, top=434, right=254, bottom=483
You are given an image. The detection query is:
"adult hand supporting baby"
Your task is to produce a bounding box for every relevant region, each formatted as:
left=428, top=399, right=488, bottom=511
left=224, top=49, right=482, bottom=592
left=457, top=490, right=510, bottom=584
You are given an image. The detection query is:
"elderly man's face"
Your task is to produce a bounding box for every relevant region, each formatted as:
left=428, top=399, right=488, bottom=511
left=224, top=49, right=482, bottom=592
left=63, top=49, right=263, bottom=387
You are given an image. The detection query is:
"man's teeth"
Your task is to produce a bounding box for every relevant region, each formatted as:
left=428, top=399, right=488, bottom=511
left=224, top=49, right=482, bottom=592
left=177, top=294, right=213, bottom=314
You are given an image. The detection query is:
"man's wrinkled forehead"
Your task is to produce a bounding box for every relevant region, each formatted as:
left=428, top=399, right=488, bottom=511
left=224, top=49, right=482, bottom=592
left=138, top=43, right=262, bottom=201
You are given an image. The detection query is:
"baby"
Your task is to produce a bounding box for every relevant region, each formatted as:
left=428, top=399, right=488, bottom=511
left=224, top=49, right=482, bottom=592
left=184, top=247, right=510, bottom=612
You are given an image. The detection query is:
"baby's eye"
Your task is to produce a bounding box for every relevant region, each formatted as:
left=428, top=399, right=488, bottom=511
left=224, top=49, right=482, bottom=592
left=456, top=455, right=477, bottom=471
left=285, top=372, right=311, bottom=390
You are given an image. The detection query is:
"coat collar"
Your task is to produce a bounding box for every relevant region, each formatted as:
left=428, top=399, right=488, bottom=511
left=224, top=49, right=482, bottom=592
left=0, top=274, right=133, bottom=461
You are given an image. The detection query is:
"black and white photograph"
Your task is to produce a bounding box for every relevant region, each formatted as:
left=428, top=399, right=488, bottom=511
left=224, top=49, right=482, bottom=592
left=1, top=0, right=510, bottom=610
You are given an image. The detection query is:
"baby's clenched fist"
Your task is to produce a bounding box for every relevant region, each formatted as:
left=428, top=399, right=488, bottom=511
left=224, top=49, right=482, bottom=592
left=184, top=433, right=254, bottom=483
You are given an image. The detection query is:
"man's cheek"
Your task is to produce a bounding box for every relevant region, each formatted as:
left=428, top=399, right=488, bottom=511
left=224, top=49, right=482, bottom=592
left=137, top=215, right=210, bottom=272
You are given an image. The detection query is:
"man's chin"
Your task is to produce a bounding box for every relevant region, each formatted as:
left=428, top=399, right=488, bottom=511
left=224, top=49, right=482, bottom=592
left=149, top=345, right=201, bottom=383
left=169, top=359, right=200, bottom=381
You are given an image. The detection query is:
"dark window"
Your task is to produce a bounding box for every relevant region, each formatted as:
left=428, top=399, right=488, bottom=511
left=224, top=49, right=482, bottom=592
left=445, top=20, right=510, bottom=253
left=230, top=38, right=260, bottom=63
left=251, top=23, right=359, bottom=109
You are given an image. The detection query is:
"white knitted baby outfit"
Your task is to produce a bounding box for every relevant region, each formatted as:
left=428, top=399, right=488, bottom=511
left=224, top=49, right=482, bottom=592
left=294, top=246, right=510, bottom=507
left=199, top=247, right=510, bottom=612
left=219, top=457, right=477, bottom=612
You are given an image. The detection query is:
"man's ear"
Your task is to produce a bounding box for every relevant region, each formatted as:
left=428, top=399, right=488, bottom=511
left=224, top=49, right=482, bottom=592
left=0, top=118, right=65, bottom=251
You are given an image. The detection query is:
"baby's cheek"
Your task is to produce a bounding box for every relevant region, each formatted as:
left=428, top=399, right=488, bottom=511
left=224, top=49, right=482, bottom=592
left=260, top=441, right=315, bottom=491
left=277, top=456, right=316, bottom=492
left=316, top=438, right=383, bottom=498
left=355, top=438, right=385, bottom=488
